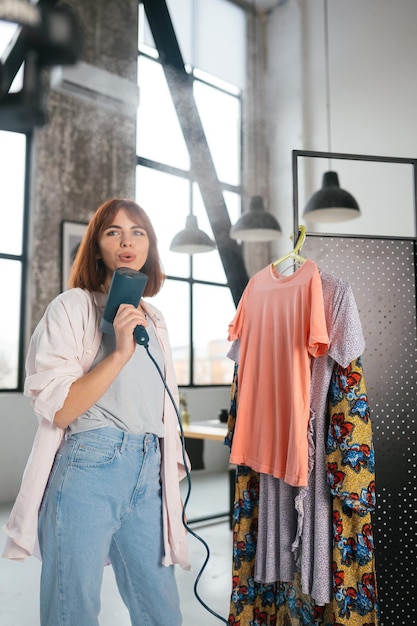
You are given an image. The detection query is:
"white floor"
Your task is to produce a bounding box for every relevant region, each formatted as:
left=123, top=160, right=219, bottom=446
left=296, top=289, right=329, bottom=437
left=0, top=472, right=232, bottom=626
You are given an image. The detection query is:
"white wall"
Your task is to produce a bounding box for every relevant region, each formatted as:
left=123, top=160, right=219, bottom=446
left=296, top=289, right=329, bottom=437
left=0, top=394, right=37, bottom=503
left=266, top=0, right=417, bottom=254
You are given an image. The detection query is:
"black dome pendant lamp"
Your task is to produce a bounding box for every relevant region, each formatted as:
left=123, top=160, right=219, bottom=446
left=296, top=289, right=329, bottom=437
left=230, top=195, right=281, bottom=242
left=169, top=214, right=216, bottom=254
left=303, top=0, right=360, bottom=223
left=303, top=171, right=360, bottom=223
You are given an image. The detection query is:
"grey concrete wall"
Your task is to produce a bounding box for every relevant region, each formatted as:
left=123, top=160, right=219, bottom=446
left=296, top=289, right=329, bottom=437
left=28, top=0, right=139, bottom=331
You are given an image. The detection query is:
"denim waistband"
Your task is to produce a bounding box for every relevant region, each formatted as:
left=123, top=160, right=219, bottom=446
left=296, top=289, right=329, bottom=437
left=67, top=427, right=159, bottom=452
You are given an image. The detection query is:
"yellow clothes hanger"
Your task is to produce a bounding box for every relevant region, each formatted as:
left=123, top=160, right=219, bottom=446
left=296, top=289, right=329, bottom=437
left=272, top=225, right=308, bottom=268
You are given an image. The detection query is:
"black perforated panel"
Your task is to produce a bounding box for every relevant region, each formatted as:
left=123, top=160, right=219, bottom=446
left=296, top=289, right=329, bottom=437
left=303, top=235, right=417, bottom=625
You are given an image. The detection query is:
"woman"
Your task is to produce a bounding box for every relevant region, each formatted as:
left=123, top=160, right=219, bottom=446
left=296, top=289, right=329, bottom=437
left=2, top=198, right=190, bottom=626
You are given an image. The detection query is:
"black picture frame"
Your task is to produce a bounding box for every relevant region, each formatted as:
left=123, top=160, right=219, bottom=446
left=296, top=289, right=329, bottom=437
left=61, top=220, right=87, bottom=291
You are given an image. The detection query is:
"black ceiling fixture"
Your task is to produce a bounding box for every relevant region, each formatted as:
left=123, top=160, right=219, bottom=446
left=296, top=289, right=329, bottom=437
left=0, top=0, right=83, bottom=132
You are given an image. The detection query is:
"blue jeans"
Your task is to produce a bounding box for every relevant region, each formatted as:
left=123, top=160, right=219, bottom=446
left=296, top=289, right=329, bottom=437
left=38, top=427, right=182, bottom=626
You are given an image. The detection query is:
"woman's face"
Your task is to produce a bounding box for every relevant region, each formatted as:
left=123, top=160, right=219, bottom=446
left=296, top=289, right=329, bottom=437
left=97, top=208, right=150, bottom=290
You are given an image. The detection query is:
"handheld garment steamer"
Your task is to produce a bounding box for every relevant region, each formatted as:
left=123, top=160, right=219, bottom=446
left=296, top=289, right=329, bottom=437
left=99, top=267, right=149, bottom=345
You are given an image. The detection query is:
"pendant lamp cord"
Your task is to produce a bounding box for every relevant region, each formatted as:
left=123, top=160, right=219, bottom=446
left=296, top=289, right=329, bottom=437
left=252, top=0, right=258, bottom=187
left=324, top=0, right=332, bottom=169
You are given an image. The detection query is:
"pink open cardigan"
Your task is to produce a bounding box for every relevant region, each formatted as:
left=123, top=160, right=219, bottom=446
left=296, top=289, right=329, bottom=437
left=2, top=288, right=190, bottom=570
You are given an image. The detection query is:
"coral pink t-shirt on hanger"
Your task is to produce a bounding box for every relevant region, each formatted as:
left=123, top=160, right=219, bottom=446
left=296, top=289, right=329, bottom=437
left=228, top=259, right=329, bottom=487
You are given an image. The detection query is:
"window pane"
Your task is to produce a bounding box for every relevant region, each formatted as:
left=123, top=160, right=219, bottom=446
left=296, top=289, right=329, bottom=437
left=138, top=3, right=157, bottom=56
left=139, top=1, right=245, bottom=88
left=147, top=279, right=190, bottom=385
left=136, top=165, right=191, bottom=278
left=0, top=260, right=21, bottom=389
left=193, top=187, right=242, bottom=283
left=166, top=0, right=193, bottom=64
left=191, top=182, right=225, bottom=283
left=193, top=283, right=235, bottom=385
left=194, top=0, right=246, bottom=89
left=0, top=131, right=25, bottom=254
left=0, top=24, right=24, bottom=93
left=137, top=56, right=190, bottom=170
left=0, top=22, right=18, bottom=56
left=194, top=81, right=241, bottom=186
left=223, top=189, right=242, bottom=226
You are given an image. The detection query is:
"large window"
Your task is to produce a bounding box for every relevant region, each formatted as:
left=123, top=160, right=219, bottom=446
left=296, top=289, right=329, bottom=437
left=0, top=23, right=28, bottom=392
left=0, top=131, right=28, bottom=391
left=136, top=0, right=246, bottom=385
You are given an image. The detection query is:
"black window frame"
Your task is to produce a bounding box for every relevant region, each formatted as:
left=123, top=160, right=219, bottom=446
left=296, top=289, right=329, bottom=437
left=136, top=48, right=244, bottom=387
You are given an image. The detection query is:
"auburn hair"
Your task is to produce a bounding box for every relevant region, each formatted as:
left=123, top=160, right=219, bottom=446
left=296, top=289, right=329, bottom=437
left=68, top=198, right=165, bottom=296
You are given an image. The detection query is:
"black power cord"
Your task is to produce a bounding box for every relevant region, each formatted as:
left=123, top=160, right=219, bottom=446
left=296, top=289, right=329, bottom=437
left=141, top=338, right=229, bottom=625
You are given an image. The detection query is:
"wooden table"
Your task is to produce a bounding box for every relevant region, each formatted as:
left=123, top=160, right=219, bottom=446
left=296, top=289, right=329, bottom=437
left=181, top=420, right=234, bottom=527
left=182, top=419, right=228, bottom=441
